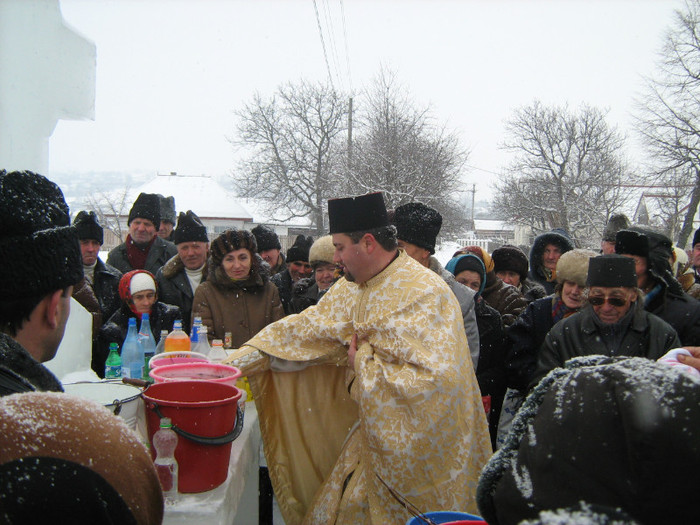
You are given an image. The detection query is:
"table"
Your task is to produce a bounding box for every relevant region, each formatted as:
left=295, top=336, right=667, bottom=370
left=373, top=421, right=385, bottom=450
left=163, top=403, right=261, bottom=524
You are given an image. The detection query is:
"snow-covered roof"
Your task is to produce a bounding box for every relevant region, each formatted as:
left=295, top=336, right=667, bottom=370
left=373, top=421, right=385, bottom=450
left=474, top=219, right=514, bottom=231
left=130, top=173, right=252, bottom=220
left=236, top=196, right=312, bottom=227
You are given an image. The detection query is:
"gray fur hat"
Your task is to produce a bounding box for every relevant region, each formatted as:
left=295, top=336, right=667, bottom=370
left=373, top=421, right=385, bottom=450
left=556, top=249, right=597, bottom=286
left=308, top=235, right=335, bottom=267
left=158, top=195, right=176, bottom=225
left=602, top=213, right=631, bottom=243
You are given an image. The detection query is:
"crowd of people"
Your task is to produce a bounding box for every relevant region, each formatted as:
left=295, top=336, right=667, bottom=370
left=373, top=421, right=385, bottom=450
left=1, top=168, right=700, bottom=524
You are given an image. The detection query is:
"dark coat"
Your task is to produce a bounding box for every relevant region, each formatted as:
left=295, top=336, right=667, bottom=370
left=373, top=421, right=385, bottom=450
left=271, top=269, right=294, bottom=315
left=481, top=271, right=528, bottom=327
left=191, top=254, right=284, bottom=348
left=504, top=296, right=555, bottom=391
left=530, top=304, right=680, bottom=388
left=478, top=355, right=700, bottom=525
left=0, top=333, right=63, bottom=393
left=473, top=298, right=508, bottom=450
left=520, top=277, right=547, bottom=304
left=106, top=236, right=177, bottom=276
left=527, top=231, right=575, bottom=295
left=92, top=258, right=123, bottom=321
left=290, top=277, right=323, bottom=314
left=645, top=283, right=700, bottom=346
left=98, top=302, right=182, bottom=368
left=155, top=254, right=208, bottom=335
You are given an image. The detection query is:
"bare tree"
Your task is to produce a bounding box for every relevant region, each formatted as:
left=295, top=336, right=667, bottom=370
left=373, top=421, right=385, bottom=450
left=85, top=187, right=132, bottom=243
left=341, top=69, right=469, bottom=234
left=231, top=80, right=348, bottom=234
left=494, top=101, right=631, bottom=247
left=635, top=0, right=700, bottom=248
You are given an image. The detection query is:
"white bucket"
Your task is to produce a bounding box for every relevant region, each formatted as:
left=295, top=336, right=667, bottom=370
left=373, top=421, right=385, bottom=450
left=63, top=381, right=143, bottom=432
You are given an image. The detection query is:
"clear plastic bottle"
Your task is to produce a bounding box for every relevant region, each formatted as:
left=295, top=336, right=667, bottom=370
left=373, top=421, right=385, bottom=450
left=153, top=417, right=179, bottom=501
left=121, top=318, right=144, bottom=379
left=155, top=330, right=169, bottom=355
left=208, top=338, right=228, bottom=362
left=139, top=313, right=157, bottom=381
left=191, top=325, right=211, bottom=356
left=104, top=342, right=122, bottom=379
left=164, top=320, right=191, bottom=352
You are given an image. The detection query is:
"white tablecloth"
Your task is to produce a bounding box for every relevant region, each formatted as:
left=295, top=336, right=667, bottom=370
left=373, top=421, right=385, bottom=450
left=163, top=403, right=261, bottom=524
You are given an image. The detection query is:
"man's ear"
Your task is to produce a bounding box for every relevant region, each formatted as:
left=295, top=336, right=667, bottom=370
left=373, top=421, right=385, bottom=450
left=628, top=289, right=638, bottom=303
left=362, top=233, right=377, bottom=253
left=44, top=289, right=64, bottom=329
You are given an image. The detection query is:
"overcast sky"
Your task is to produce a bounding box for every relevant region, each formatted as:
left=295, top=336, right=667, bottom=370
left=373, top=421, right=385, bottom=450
left=49, top=0, right=684, bottom=201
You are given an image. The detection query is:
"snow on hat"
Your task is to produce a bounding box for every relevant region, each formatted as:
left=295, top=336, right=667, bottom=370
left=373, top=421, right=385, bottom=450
left=587, top=254, right=637, bottom=288
left=0, top=170, right=83, bottom=300
left=615, top=230, right=649, bottom=258
left=210, top=229, right=257, bottom=265
left=309, top=235, right=335, bottom=266
left=602, top=213, right=631, bottom=243
left=328, top=192, right=388, bottom=234
left=390, top=202, right=442, bottom=254
left=128, top=193, right=160, bottom=229
left=251, top=225, right=281, bottom=252
left=287, top=235, right=314, bottom=263
left=556, top=249, right=597, bottom=286
left=492, top=244, right=529, bottom=283
left=172, top=211, right=208, bottom=244
left=73, top=210, right=103, bottom=244
left=158, top=195, right=176, bottom=224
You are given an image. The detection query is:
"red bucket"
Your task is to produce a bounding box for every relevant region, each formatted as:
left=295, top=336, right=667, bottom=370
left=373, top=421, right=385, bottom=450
left=142, top=381, right=242, bottom=493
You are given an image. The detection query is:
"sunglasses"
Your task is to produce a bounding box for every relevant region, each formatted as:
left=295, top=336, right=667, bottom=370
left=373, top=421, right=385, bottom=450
left=588, top=296, right=627, bottom=307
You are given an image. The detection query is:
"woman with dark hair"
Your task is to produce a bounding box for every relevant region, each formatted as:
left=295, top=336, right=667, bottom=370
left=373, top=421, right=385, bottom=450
left=191, top=228, right=284, bottom=348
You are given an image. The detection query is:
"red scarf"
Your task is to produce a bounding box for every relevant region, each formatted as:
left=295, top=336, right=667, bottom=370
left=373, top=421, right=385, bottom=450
left=125, top=234, right=155, bottom=270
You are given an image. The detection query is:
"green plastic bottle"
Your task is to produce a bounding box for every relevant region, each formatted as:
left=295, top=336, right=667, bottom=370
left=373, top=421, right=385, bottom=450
left=104, top=342, right=122, bottom=379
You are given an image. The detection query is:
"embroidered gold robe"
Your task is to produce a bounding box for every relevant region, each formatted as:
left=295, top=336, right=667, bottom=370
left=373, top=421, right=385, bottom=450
left=225, top=250, right=491, bottom=524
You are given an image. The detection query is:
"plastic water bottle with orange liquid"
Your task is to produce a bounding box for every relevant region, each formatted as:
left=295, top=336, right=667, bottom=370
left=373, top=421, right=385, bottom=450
left=164, top=320, right=191, bottom=352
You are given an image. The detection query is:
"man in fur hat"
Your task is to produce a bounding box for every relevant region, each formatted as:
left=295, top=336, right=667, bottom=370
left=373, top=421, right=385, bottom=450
left=530, top=254, right=680, bottom=388
left=600, top=213, right=630, bottom=254
left=390, top=201, right=480, bottom=369
left=252, top=224, right=286, bottom=275
left=271, top=234, right=314, bottom=314
left=156, top=210, right=209, bottom=334
left=106, top=192, right=177, bottom=275
left=156, top=194, right=176, bottom=241
left=492, top=244, right=546, bottom=303
left=224, top=192, right=491, bottom=525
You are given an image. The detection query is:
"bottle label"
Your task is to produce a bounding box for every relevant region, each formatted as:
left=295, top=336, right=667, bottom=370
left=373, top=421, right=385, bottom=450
left=105, top=365, right=121, bottom=379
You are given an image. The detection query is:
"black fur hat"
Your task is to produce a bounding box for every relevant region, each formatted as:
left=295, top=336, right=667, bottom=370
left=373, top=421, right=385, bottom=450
left=0, top=170, right=83, bottom=299
left=128, top=193, right=160, bottom=229
left=602, top=214, right=631, bottom=243
left=73, top=211, right=103, bottom=244
left=287, top=235, right=314, bottom=263
left=615, top=230, right=648, bottom=258
left=492, top=244, right=529, bottom=283
left=391, top=202, right=442, bottom=254
left=210, top=229, right=257, bottom=265
left=251, top=225, right=281, bottom=252
left=158, top=195, right=176, bottom=225
left=172, top=211, right=208, bottom=244
left=587, top=254, right=637, bottom=288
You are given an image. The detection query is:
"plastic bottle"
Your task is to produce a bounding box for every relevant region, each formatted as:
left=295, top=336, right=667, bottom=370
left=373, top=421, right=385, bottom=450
left=164, top=320, right=191, bottom=352
left=139, top=313, right=157, bottom=381
left=208, top=338, right=228, bottom=362
left=155, top=330, right=169, bottom=355
left=121, top=318, right=144, bottom=379
left=190, top=316, right=202, bottom=343
left=153, top=417, right=179, bottom=501
left=191, top=325, right=211, bottom=356
left=104, top=342, right=122, bottom=379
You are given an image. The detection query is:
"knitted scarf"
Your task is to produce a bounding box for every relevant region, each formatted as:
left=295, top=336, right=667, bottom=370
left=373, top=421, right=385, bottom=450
left=551, top=296, right=578, bottom=325
left=125, top=234, right=155, bottom=270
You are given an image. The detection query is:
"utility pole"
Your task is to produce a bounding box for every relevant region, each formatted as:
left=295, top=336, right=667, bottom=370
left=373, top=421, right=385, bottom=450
left=347, top=97, right=353, bottom=171
left=470, top=183, right=476, bottom=230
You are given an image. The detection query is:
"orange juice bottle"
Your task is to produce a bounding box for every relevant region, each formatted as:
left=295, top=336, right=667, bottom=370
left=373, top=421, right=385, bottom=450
left=164, top=320, right=191, bottom=352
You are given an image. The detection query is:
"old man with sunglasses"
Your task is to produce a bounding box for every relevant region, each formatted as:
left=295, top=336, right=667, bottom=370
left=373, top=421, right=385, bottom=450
left=530, top=254, right=680, bottom=388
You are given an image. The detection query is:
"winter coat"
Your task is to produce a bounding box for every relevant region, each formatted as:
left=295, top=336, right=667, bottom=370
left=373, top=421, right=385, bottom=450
left=224, top=250, right=491, bottom=524
left=106, top=236, right=177, bottom=276
left=0, top=391, right=164, bottom=524
left=0, top=333, right=63, bottom=393
left=481, top=271, right=528, bottom=327
left=155, top=254, right=208, bottom=335
left=290, top=277, right=324, bottom=314
left=530, top=304, right=680, bottom=388
left=191, top=254, right=284, bottom=348
left=429, top=256, right=481, bottom=370
left=477, top=355, right=700, bottom=525
left=473, top=298, right=508, bottom=450
left=644, top=282, right=700, bottom=346
left=92, top=258, right=123, bottom=321
left=271, top=269, right=294, bottom=315
left=520, top=277, right=547, bottom=304
left=527, top=231, right=575, bottom=295
left=98, top=301, right=182, bottom=366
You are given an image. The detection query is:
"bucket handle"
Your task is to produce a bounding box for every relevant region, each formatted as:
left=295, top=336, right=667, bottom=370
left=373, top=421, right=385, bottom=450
left=150, top=402, right=244, bottom=446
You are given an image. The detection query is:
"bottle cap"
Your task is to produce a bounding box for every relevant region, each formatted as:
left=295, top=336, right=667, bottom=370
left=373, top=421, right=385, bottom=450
left=109, top=342, right=118, bottom=351
left=128, top=318, right=137, bottom=326
left=142, top=312, right=150, bottom=321
left=212, top=339, right=224, bottom=347
left=173, top=320, right=182, bottom=330
left=160, top=417, right=172, bottom=429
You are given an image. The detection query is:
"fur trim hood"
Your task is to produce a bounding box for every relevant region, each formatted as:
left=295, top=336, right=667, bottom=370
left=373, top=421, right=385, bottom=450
left=528, top=230, right=575, bottom=278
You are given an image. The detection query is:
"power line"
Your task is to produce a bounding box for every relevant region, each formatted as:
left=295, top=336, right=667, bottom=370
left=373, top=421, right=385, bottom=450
left=339, top=0, right=353, bottom=92
left=313, top=0, right=335, bottom=89
left=321, top=0, right=345, bottom=91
